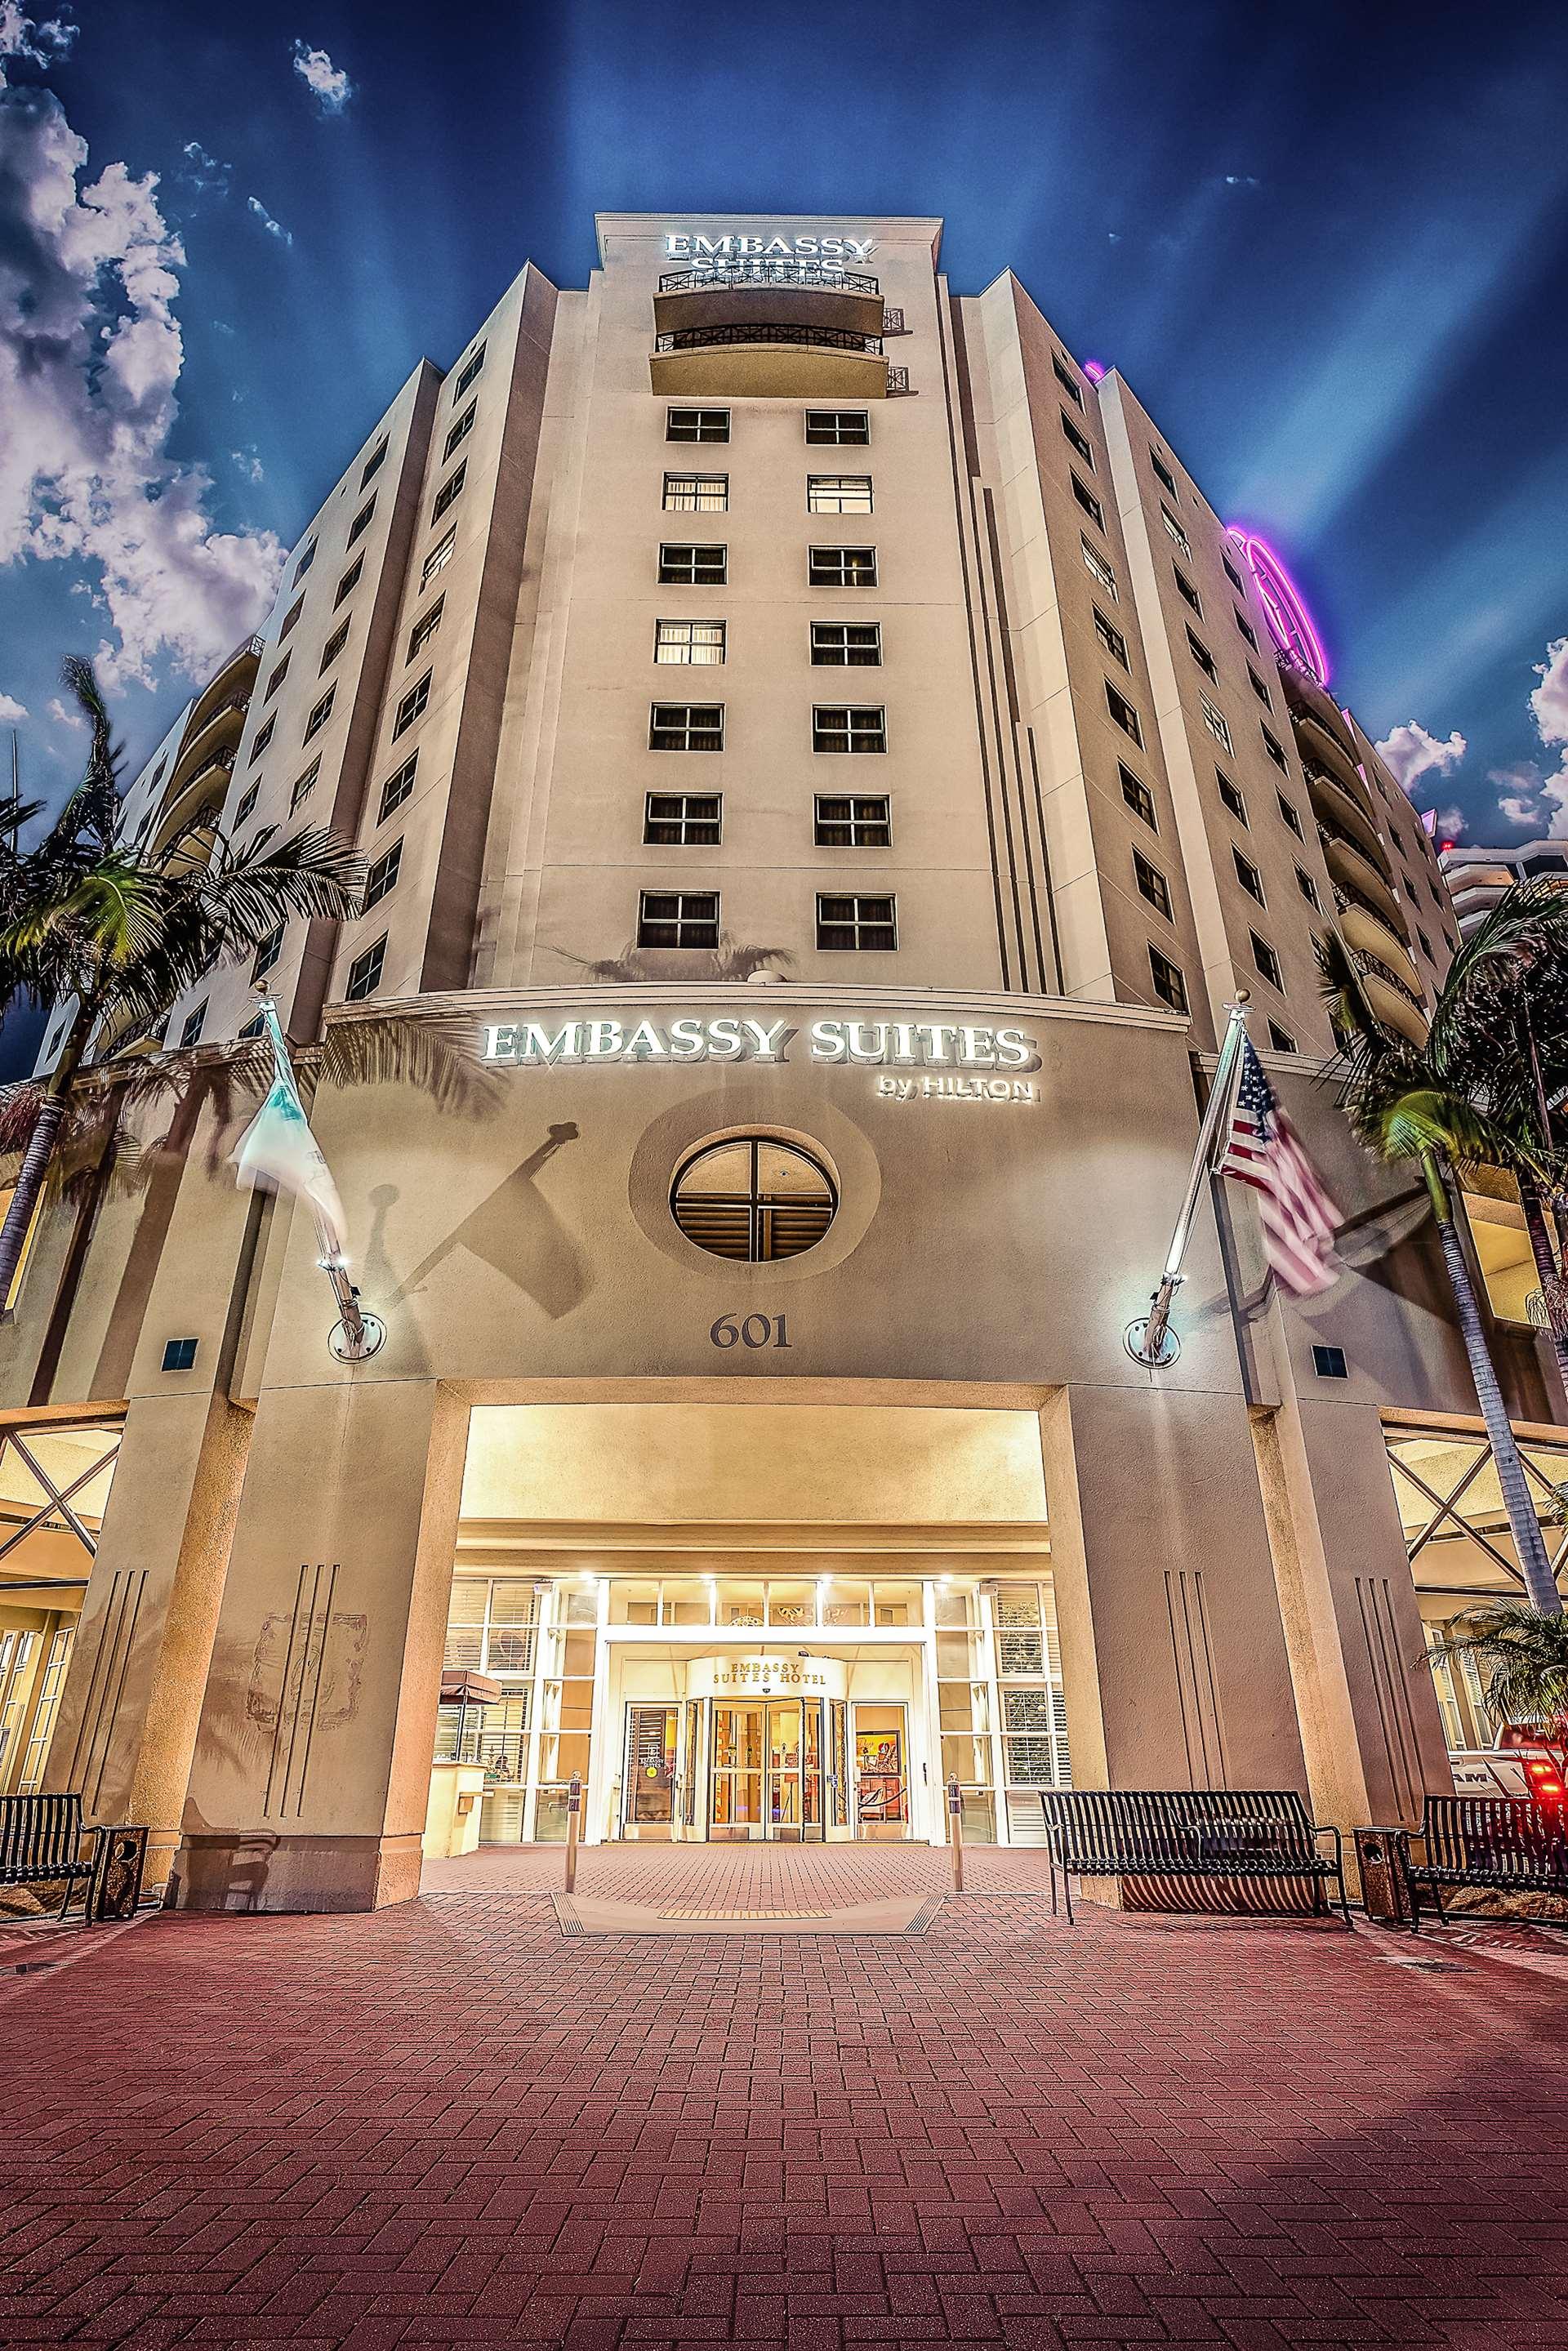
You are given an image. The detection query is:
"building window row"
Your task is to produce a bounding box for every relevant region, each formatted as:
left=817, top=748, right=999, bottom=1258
left=655, top=545, right=880, bottom=588
left=635, top=892, right=898, bottom=952
left=662, top=474, right=875, bottom=514
left=644, top=702, right=894, bottom=753
left=666, top=407, right=871, bottom=445
left=641, top=792, right=894, bottom=848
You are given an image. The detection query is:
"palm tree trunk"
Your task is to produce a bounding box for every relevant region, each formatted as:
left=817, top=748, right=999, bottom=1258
left=1428, top=1163, right=1561, bottom=1614
left=1518, top=1172, right=1568, bottom=1391
left=0, top=1088, right=65, bottom=1311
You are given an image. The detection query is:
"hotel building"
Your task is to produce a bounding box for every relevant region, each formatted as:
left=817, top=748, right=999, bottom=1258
left=0, top=214, right=1561, bottom=1909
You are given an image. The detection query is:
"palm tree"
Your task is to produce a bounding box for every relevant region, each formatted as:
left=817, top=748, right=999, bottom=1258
left=1426, top=1598, right=1568, bottom=1779
left=1321, top=917, right=1566, bottom=1617
left=0, top=660, right=363, bottom=1307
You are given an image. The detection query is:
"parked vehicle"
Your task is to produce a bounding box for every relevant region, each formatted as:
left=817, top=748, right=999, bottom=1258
left=1448, top=1727, right=1566, bottom=1802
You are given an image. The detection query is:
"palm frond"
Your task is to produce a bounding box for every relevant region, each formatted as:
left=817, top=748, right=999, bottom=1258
left=0, top=1080, right=47, bottom=1153
left=318, top=1011, right=502, bottom=1118
left=1426, top=1600, right=1568, bottom=1736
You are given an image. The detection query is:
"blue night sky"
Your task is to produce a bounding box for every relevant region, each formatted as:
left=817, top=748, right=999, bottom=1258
left=6, top=0, right=1568, bottom=853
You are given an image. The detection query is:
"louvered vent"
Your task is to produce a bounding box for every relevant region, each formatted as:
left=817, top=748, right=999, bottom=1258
left=671, top=1136, right=837, bottom=1262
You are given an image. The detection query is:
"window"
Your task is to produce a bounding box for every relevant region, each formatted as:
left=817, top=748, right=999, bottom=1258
left=335, top=556, right=363, bottom=608
left=1428, top=881, right=1446, bottom=910
left=638, top=890, right=719, bottom=948
left=378, top=755, right=416, bottom=822
left=664, top=471, right=728, bottom=513
left=1223, top=550, right=1246, bottom=596
left=1053, top=353, right=1082, bottom=407
left=1173, top=566, right=1202, bottom=616
left=345, top=936, right=385, bottom=1001
left=408, top=598, right=444, bottom=661
left=1217, top=768, right=1248, bottom=824
left=421, top=528, right=457, bottom=589
left=811, top=621, right=880, bottom=666
left=1120, top=766, right=1156, bottom=830
left=1234, top=607, right=1258, bottom=650
left=319, top=619, right=348, bottom=671
left=347, top=496, right=376, bottom=546
left=1071, top=474, right=1104, bottom=528
left=1268, top=1022, right=1298, bottom=1055
left=360, top=438, right=388, bottom=487
left=363, top=839, right=402, bottom=910
left=814, top=793, right=890, bottom=847
left=1094, top=607, right=1129, bottom=668
left=808, top=475, right=873, bottom=514
left=1295, top=866, right=1321, bottom=910
left=393, top=672, right=430, bottom=738
left=670, top=1136, right=836, bottom=1263
left=1186, top=627, right=1218, bottom=683
left=1261, top=724, right=1289, bottom=772
left=1105, top=681, right=1143, bottom=746
left=443, top=402, right=476, bottom=461
left=292, top=538, right=317, bottom=582
left=455, top=342, right=486, bottom=399
left=808, top=546, right=876, bottom=588
left=1150, top=448, right=1178, bottom=498
left=1312, top=1344, right=1348, bottom=1379
left=1148, top=946, right=1188, bottom=1013
left=644, top=791, right=721, bottom=846
left=806, top=409, right=870, bottom=444
left=1134, top=849, right=1173, bottom=921
left=252, top=921, right=284, bottom=982
left=666, top=406, right=728, bottom=442
left=1060, top=409, right=1094, bottom=465
left=1418, top=926, right=1435, bottom=962
left=431, top=462, right=466, bottom=522
left=1251, top=932, right=1284, bottom=990
left=303, top=686, right=335, bottom=744
left=233, top=781, right=259, bottom=828
left=290, top=758, right=319, bottom=814
left=813, top=706, right=886, bottom=755
left=1081, top=537, right=1117, bottom=599
left=817, top=892, right=897, bottom=950
left=249, top=715, right=274, bottom=763
left=660, top=543, right=727, bottom=585
left=1249, top=665, right=1273, bottom=710
left=278, top=594, right=305, bottom=643
left=1199, top=692, right=1232, bottom=753
left=1277, top=792, right=1303, bottom=838
left=1232, top=847, right=1266, bottom=906
left=264, top=652, right=291, bottom=701
left=238, top=1012, right=265, bottom=1041
left=655, top=619, right=725, bottom=666
left=180, top=1003, right=206, bottom=1049
left=650, top=702, right=723, bottom=752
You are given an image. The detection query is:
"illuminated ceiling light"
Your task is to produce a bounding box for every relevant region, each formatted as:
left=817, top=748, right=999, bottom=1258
left=1225, top=527, right=1330, bottom=687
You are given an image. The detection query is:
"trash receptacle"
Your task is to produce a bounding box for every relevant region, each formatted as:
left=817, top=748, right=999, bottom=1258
left=1354, top=1825, right=1410, bottom=1923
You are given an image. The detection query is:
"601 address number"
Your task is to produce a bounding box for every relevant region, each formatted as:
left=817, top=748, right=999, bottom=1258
left=710, top=1313, right=791, bottom=1350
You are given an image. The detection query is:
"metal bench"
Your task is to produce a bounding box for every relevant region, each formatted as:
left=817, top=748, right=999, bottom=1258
left=0, top=1792, right=148, bottom=1922
left=1396, top=1795, right=1568, bottom=1934
left=1040, top=1788, right=1351, bottom=1926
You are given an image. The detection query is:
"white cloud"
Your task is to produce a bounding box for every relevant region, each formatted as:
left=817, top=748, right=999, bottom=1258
left=1530, top=636, right=1568, bottom=746
left=46, top=693, right=82, bottom=728
left=1498, top=795, right=1542, bottom=829
left=1434, top=806, right=1467, bottom=841
left=0, top=690, right=26, bottom=722
left=230, top=447, right=264, bottom=484
left=290, top=39, right=351, bottom=113
left=246, top=193, right=292, bottom=245
left=0, top=3, right=75, bottom=72
left=1222, top=175, right=1261, bottom=189
left=180, top=139, right=230, bottom=196
left=1374, top=720, right=1468, bottom=796
left=0, top=68, right=283, bottom=687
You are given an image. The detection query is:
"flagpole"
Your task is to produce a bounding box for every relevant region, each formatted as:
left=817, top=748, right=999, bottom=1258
left=1124, top=992, right=1251, bottom=1369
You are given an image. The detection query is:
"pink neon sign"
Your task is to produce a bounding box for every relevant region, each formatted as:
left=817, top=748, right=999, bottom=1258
left=1225, top=528, right=1329, bottom=687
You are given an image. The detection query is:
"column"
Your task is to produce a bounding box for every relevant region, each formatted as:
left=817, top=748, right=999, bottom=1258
left=173, top=1377, right=467, bottom=1913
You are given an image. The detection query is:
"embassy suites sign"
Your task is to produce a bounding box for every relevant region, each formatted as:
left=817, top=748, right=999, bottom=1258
left=480, top=1013, right=1039, bottom=1074
left=663, top=230, right=876, bottom=262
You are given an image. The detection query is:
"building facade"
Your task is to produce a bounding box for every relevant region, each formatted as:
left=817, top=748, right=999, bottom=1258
left=1439, top=838, right=1568, bottom=938
left=1, top=214, right=1561, bottom=1907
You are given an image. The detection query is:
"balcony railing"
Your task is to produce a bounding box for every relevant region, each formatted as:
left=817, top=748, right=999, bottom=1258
left=1331, top=881, right=1410, bottom=944
left=655, top=323, right=884, bottom=358
left=1316, top=816, right=1392, bottom=883
left=1352, top=946, right=1425, bottom=1014
left=660, top=261, right=879, bottom=295
left=185, top=744, right=237, bottom=791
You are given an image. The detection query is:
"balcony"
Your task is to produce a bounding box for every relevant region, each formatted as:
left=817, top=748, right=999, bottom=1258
left=1333, top=888, right=1421, bottom=994
left=650, top=320, right=889, bottom=402
left=163, top=692, right=250, bottom=807
left=1293, top=710, right=1379, bottom=822
left=1350, top=946, right=1428, bottom=1044
left=1317, top=821, right=1405, bottom=928
left=653, top=263, right=885, bottom=346
left=1304, top=762, right=1387, bottom=873
left=183, top=633, right=263, bottom=742
left=1279, top=664, right=1359, bottom=761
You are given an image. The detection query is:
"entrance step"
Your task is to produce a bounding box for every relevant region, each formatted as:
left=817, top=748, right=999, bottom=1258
left=553, top=1890, right=943, bottom=1936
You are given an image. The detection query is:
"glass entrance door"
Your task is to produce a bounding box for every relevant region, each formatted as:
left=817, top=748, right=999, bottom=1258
left=624, top=1703, right=679, bottom=1837
left=710, top=1703, right=765, bottom=1839
left=853, top=1704, right=910, bottom=1840
left=708, top=1699, right=825, bottom=1840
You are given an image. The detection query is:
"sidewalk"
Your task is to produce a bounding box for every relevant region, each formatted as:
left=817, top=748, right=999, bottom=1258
left=0, top=1846, right=1565, bottom=2346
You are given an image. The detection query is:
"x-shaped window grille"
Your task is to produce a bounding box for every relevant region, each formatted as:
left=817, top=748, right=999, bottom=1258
left=0, top=1424, right=122, bottom=1569
left=1391, top=1433, right=1568, bottom=1596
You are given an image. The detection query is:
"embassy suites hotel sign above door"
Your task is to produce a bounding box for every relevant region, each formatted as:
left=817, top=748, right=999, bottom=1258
left=477, top=1015, right=1042, bottom=1102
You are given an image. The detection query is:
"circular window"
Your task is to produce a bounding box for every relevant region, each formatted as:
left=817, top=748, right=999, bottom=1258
left=670, top=1135, right=838, bottom=1262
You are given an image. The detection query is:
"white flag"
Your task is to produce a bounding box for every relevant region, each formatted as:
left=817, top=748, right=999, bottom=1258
left=232, top=998, right=349, bottom=1267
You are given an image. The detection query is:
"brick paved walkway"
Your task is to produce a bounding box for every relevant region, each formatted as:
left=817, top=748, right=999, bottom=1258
left=2, top=1845, right=1566, bottom=2347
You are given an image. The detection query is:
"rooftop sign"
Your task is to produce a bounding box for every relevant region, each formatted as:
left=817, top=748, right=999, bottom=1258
left=479, top=1015, right=1039, bottom=1071
left=663, top=231, right=875, bottom=262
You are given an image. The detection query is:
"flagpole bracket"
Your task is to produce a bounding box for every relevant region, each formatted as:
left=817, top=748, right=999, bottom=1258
left=1124, top=1309, right=1182, bottom=1369
left=330, top=1311, right=386, bottom=1365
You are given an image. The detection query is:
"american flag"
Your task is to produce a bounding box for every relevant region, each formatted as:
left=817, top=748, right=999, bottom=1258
left=1215, top=1035, right=1341, bottom=1296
